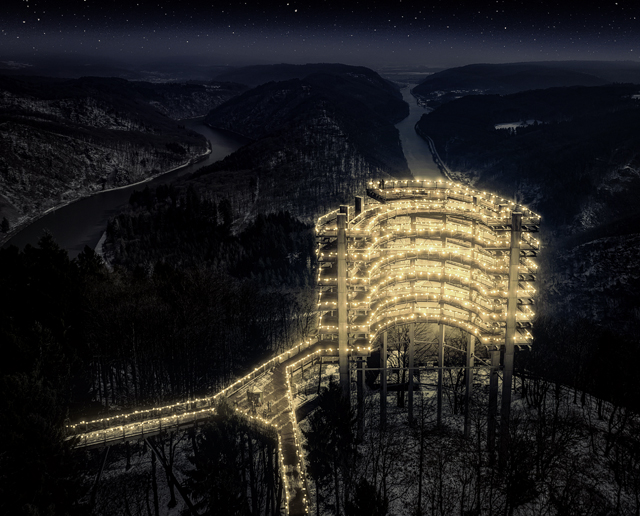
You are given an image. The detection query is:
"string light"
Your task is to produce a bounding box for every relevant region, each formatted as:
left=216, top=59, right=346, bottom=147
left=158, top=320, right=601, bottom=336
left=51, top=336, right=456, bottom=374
left=68, top=178, right=539, bottom=516
left=316, top=179, right=539, bottom=347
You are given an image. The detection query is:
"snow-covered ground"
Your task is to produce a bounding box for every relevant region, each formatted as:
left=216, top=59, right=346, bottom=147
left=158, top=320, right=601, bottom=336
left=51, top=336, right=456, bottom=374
left=494, top=120, right=543, bottom=130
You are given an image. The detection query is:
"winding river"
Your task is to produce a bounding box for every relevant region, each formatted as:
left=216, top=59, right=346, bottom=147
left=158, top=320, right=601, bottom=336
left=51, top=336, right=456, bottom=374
left=3, top=119, right=250, bottom=258
left=396, top=84, right=443, bottom=180
left=5, top=87, right=441, bottom=258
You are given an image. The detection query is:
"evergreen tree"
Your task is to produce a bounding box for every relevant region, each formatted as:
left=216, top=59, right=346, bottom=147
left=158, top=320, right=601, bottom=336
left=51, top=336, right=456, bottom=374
left=185, top=403, right=248, bottom=515
left=303, top=383, right=357, bottom=516
left=346, top=478, right=388, bottom=516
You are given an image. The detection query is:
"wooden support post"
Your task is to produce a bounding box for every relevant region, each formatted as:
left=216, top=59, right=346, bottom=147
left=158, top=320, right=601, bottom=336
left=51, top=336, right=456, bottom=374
left=381, top=331, right=388, bottom=429
left=337, top=210, right=349, bottom=398
left=408, top=213, right=416, bottom=425
left=357, top=356, right=364, bottom=439
left=355, top=196, right=363, bottom=216
left=89, top=445, right=110, bottom=512
left=408, top=322, right=415, bottom=425
left=487, top=348, right=500, bottom=456
left=500, top=211, right=522, bottom=467
left=437, top=324, right=445, bottom=427
left=464, top=333, right=475, bottom=438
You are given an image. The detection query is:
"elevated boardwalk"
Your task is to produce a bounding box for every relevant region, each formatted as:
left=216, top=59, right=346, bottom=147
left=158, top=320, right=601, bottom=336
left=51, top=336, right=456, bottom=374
left=68, top=179, right=540, bottom=514
left=68, top=339, right=359, bottom=516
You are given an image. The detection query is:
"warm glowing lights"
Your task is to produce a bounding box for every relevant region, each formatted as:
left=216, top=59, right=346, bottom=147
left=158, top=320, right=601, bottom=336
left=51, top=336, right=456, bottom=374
left=316, top=179, right=539, bottom=347
left=67, top=178, right=539, bottom=516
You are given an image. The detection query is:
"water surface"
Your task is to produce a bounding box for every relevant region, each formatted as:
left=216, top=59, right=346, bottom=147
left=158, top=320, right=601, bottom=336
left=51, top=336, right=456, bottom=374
left=4, top=119, right=249, bottom=258
left=395, top=85, right=443, bottom=180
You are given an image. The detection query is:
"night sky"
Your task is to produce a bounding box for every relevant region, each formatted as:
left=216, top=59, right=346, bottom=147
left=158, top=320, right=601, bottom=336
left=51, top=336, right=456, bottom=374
left=1, top=0, right=639, bottom=68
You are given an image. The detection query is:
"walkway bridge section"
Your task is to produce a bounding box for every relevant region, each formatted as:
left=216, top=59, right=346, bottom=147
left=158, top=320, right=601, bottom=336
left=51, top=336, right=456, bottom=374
left=67, top=339, right=370, bottom=516
left=66, top=179, right=540, bottom=515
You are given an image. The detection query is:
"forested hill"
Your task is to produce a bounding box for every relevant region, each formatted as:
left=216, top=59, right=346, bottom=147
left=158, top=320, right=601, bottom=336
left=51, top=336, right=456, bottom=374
left=212, top=62, right=395, bottom=88
left=416, top=83, right=640, bottom=332
left=196, top=66, right=410, bottom=221
left=0, top=75, right=245, bottom=235
left=411, top=61, right=640, bottom=108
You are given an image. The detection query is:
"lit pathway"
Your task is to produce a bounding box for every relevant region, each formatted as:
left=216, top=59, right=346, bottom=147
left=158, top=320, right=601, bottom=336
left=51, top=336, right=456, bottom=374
left=68, top=339, right=333, bottom=516
left=226, top=342, right=331, bottom=516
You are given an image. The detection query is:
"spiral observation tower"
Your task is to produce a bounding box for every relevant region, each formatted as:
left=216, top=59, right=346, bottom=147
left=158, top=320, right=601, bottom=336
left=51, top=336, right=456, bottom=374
left=315, top=179, right=540, bottom=447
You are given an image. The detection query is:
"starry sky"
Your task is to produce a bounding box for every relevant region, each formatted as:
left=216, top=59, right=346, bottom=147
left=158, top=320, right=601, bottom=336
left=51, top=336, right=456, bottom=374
left=1, top=0, right=639, bottom=69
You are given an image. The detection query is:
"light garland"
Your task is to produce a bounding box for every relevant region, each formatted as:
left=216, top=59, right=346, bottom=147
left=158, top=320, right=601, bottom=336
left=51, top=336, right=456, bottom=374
left=67, top=178, right=539, bottom=516
left=316, top=179, right=540, bottom=348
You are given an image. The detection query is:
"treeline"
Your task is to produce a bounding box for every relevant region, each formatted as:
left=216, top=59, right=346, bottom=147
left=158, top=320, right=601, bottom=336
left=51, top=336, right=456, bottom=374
left=105, top=183, right=316, bottom=287
left=0, top=231, right=315, bottom=514
left=417, top=84, right=640, bottom=228
left=301, top=317, right=640, bottom=516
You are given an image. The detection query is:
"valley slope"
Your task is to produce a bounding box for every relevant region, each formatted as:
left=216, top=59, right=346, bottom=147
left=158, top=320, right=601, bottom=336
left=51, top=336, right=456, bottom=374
left=193, top=65, right=410, bottom=222
left=0, top=75, right=245, bottom=238
left=416, top=82, right=640, bottom=332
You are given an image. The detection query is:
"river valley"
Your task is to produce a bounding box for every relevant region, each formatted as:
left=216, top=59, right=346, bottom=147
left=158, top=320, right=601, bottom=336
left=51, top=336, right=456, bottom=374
left=4, top=85, right=441, bottom=257
left=3, top=120, right=250, bottom=257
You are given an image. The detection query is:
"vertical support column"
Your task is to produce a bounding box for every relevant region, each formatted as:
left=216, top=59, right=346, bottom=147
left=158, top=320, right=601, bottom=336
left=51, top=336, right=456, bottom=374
left=437, top=323, right=445, bottom=427
left=438, top=234, right=447, bottom=428
left=408, top=323, right=415, bottom=424
left=337, top=211, right=349, bottom=398
left=499, top=211, right=522, bottom=466
left=408, top=213, right=417, bottom=425
left=487, top=348, right=500, bottom=456
left=357, top=356, right=364, bottom=439
left=355, top=196, right=363, bottom=216
left=381, top=331, right=388, bottom=429
left=464, top=334, right=475, bottom=438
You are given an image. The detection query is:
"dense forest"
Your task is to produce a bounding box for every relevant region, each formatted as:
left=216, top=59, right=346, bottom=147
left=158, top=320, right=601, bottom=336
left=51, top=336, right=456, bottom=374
left=104, top=183, right=316, bottom=286
left=0, top=207, right=315, bottom=514
left=193, top=65, right=411, bottom=221
left=0, top=75, right=246, bottom=235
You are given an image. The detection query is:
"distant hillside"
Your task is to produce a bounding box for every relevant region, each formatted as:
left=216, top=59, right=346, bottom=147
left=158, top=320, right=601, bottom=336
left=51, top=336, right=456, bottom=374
left=0, top=54, right=236, bottom=83
left=213, top=62, right=398, bottom=88
left=0, top=75, right=245, bottom=234
left=0, top=75, right=246, bottom=119
left=533, top=60, right=640, bottom=83
left=193, top=66, right=410, bottom=221
left=416, top=83, right=640, bottom=332
left=412, top=62, right=617, bottom=108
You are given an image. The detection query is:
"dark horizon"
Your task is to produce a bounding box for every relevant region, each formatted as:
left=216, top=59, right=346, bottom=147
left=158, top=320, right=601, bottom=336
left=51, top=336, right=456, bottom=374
left=1, top=0, right=638, bottom=71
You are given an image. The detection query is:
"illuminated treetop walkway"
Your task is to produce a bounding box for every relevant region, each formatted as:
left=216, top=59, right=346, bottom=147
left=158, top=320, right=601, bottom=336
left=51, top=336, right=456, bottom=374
left=66, top=179, right=540, bottom=515
left=314, top=178, right=540, bottom=459
left=315, top=179, right=540, bottom=349
left=67, top=339, right=343, bottom=515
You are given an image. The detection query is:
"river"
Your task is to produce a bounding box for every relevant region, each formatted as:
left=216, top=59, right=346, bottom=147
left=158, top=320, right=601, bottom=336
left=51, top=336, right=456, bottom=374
left=5, top=89, right=441, bottom=258
left=395, top=84, right=443, bottom=180
left=3, top=119, right=250, bottom=258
